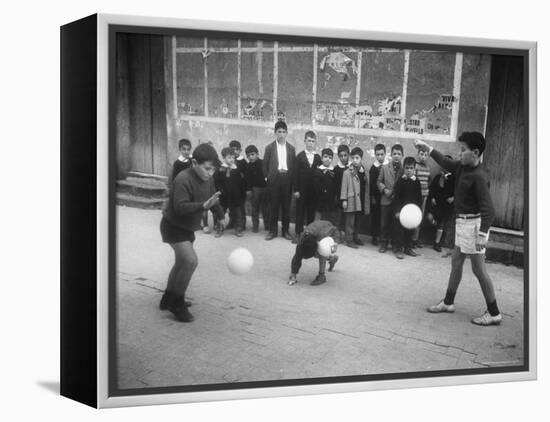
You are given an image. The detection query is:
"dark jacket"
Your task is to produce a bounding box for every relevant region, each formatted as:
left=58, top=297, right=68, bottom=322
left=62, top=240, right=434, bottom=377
left=313, top=165, right=338, bottom=212
left=171, top=158, right=192, bottom=182
left=426, top=173, right=455, bottom=220
left=393, top=175, right=422, bottom=214
left=294, top=150, right=322, bottom=194
left=214, top=165, right=245, bottom=208
left=262, top=141, right=296, bottom=185
left=244, top=158, right=267, bottom=190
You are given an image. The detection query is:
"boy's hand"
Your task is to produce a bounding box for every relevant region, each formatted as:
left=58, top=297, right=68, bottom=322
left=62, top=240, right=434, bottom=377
left=476, top=233, right=488, bottom=251
left=447, top=197, right=454, bottom=204
left=383, top=188, right=392, bottom=197
left=414, top=139, right=431, bottom=153
left=395, top=212, right=400, bottom=219
left=342, top=200, right=348, bottom=210
left=203, top=191, right=221, bottom=209
left=294, top=191, right=301, bottom=199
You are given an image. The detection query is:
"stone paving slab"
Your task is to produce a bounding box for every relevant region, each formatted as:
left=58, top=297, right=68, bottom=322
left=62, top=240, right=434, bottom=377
left=116, top=206, right=525, bottom=389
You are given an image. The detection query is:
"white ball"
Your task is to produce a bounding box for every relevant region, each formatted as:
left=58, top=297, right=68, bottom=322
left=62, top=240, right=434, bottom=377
left=317, top=236, right=335, bottom=258
left=227, top=248, right=254, bottom=275
left=399, top=203, right=423, bottom=229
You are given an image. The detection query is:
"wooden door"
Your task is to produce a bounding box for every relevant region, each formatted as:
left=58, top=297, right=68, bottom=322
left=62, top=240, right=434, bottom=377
left=484, top=55, right=525, bottom=231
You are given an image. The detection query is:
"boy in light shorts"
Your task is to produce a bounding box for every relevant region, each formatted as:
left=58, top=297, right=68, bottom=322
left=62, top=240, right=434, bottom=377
left=415, top=133, right=502, bottom=326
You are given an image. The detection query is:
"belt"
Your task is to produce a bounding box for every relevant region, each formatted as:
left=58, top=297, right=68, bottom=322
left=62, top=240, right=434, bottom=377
left=456, top=213, right=480, bottom=220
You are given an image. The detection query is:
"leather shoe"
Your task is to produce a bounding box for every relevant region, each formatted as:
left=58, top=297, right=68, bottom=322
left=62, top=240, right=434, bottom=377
left=265, top=232, right=276, bottom=240
left=282, top=232, right=293, bottom=241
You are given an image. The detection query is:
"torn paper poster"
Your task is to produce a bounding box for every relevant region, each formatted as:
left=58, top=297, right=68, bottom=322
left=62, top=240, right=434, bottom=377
left=319, top=52, right=358, bottom=81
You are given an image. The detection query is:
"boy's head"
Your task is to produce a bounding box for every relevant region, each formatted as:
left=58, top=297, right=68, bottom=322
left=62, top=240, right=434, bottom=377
left=192, top=143, right=220, bottom=180
left=350, top=147, right=363, bottom=167
left=304, top=131, right=317, bottom=151
left=274, top=121, right=288, bottom=142
left=245, top=145, right=259, bottom=163
left=321, top=148, right=334, bottom=167
left=458, top=132, right=485, bottom=166
left=403, top=156, right=416, bottom=178
left=417, top=147, right=429, bottom=163
left=390, top=144, right=404, bottom=163
left=374, top=143, right=386, bottom=164
left=337, top=144, right=350, bottom=165
left=229, top=140, right=242, bottom=156
left=178, top=138, right=192, bottom=158
left=301, top=234, right=318, bottom=259
left=221, top=147, right=236, bottom=166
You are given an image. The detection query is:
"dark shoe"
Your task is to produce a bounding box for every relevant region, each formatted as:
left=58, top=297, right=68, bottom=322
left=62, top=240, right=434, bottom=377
left=412, top=240, right=423, bottom=249
left=282, top=232, right=293, bottom=241
left=378, top=242, right=387, bottom=253
left=433, top=242, right=442, bottom=252
left=328, top=255, right=339, bottom=272
left=265, top=232, right=276, bottom=240
left=310, top=273, right=327, bottom=286
left=291, top=236, right=298, bottom=244
left=159, top=291, right=173, bottom=310
left=172, top=305, right=194, bottom=323
left=345, top=241, right=359, bottom=249
left=405, top=248, right=418, bottom=257
left=394, top=249, right=404, bottom=259
left=353, top=237, right=364, bottom=246
left=371, top=236, right=379, bottom=246
left=235, top=229, right=244, bottom=237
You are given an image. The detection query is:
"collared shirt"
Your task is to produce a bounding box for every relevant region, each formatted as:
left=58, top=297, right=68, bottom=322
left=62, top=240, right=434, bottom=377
left=276, top=141, right=288, bottom=171
left=318, top=164, right=334, bottom=171
left=178, top=154, right=190, bottom=163
left=305, top=150, right=316, bottom=166
left=372, top=158, right=389, bottom=168
left=402, top=174, right=417, bottom=181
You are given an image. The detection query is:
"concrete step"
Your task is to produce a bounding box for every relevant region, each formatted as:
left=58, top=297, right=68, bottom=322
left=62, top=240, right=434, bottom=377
left=127, top=171, right=168, bottom=183
left=116, top=192, right=166, bottom=210
left=117, top=178, right=168, bottom=198
left=486, top=241, right=524, bottom=268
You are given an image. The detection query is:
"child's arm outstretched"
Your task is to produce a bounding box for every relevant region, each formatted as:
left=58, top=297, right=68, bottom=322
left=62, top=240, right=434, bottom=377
left=414, top=139, right=459, bottom=174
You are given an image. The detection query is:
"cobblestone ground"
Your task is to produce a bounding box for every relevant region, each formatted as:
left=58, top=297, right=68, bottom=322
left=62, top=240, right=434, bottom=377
left=116, top=206, right=525, bottom=389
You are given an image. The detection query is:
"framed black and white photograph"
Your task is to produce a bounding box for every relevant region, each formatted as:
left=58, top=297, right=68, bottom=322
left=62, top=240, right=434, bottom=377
left=60, top=13, right=537, bottom=408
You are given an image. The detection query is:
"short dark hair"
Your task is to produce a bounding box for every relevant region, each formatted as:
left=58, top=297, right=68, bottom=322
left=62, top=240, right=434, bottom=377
left=193, top=143, right=220, bottom=165
left=274, top=120, right=288, bottom=132
left=403, top=156, right=416, bottom=167
left=321, top=148, right=334, bottom=157
left=374, top=143, right=386, bottom=153
left=301, top=234, right=318, bottom=259
left=350, top=147, right=363, bottom=158
left=221, top=147, right=235, bottom=158
left=458, top=131, right=486, bottom=155
left=245, top=145, right=259, bottom=155
left=229, top=140, right=242, bottom=150
left=337, top=144, right=350, bottom=154
left=304, top=130, right=317, bottom=140
left=178, top=138, right=192, bottom=149
left=391, top=144, right=404, bottom=154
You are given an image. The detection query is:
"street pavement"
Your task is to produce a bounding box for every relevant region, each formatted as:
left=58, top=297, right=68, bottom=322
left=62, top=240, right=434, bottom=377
left=116, top=206, right=525, bottom=390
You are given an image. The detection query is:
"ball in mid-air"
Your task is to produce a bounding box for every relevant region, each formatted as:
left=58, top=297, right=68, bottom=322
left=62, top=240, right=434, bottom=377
left=227, top=248, right=254, bottom=275
left=399, top=203, right=423, bottom=229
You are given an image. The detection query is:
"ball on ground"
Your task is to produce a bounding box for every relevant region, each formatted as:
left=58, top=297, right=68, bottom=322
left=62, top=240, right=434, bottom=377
left=227, top=248, right=254, bottom=275
left=317, top=236, right=336, bottom=258
left=399, top=203, right=422, bottom=229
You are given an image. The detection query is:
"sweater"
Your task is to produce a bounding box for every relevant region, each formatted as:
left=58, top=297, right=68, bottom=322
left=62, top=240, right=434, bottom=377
left=171, top=158, right=192, bottom=182
left=244, top=159, right=267, bottom=190
left=163, top=167, right=225, bottom=231
left=430, top=149, right=495, bottom=233
left=214, top=165, right=245, bottom=208
left=415, top=161, right=431, bottom=198
left=294, top=150, right=322, bottom=194
left=393, top=175, right=422, bottom=214
left=313, top=165, right=337, bottom=212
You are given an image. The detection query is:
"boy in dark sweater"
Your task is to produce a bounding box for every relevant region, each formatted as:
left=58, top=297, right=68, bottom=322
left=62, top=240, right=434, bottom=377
left=214, top=147, right=245, bottom=237
left=160, top=143, right=225, bottom=323
left=171, top=138, right=192, bottom=182
left=333, top=144, right=350, bottom=242
left=393, top=156, right=422, bottom=259
left=313, top=148, right=338, bottom=224
left=369, top=143, right=387, bottom=245
left=229, top=140, right=247, bottom=230
left=415, top=133, right=502, bottom=326
left=426, top=161, right=455, bottom=253
left=293, top=131, right=322, bottom=241
left=244, top=145, right=270, bottom=233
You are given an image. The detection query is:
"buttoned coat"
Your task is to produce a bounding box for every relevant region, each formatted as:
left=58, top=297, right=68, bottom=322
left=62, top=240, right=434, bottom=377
left=262, top=141, right=296, bottom=185
left=377, top=162, right=403, bottom=206
left=340, top=164, right=370, bottom=214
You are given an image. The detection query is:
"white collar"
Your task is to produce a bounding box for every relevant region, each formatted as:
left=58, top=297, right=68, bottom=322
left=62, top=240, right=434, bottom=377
left=305, top=150, right=315, bottom=155
left=318, top=164, right=334, bottom=170
left=373, top=158, right=389, bottom=167
left=178, top=154, right=190, bottom=162
left=221, top=163, right=237, bottom=169
left=337, top=162, right=350, bottom=169
left=236, top=156, right=245, bottom=161
left=402, top=174, right=417, bottom=181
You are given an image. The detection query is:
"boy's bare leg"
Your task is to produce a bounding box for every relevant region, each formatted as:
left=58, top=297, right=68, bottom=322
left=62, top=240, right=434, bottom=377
left=470, top=254, right=496, bottom=304
left=171, top=241, right=198, bottom=296
left=445, top=247, right=466, bottom=302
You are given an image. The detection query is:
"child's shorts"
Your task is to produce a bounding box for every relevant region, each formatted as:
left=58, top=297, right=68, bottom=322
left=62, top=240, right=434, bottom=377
left=455, top=215, right=486, bottom=254
left=160, top=217, right=196, bottom=244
